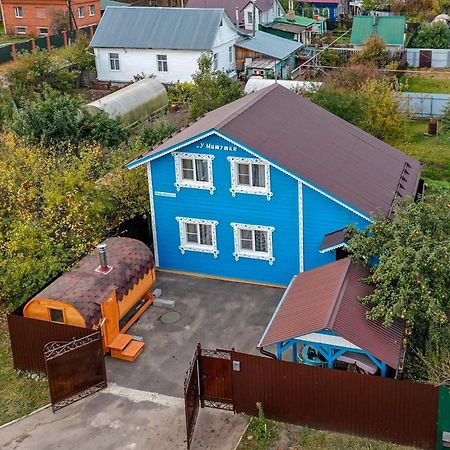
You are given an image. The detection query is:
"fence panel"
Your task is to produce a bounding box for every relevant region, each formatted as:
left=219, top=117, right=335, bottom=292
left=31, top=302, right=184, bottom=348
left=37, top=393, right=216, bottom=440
left=7, top=313, right=91, bottom=373
left=400, top=92, right=450, bottom=118
left=50, top=33, right=65, bottom=49
left=35, top=36, right=48, bottom=50
left=0, top=45, right=12, bottom=63
left=15, top=41, right=32, bottom=54
left=231, top=351, right=438, bottom=450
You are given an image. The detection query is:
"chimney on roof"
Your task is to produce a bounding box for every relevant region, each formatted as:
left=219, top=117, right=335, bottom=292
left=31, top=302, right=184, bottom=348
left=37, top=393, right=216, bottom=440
left=287, top=0, right=295, bottom=21
left=235, top=6, right=239, bottom=27
left=95, top=243, right=113, bottom=275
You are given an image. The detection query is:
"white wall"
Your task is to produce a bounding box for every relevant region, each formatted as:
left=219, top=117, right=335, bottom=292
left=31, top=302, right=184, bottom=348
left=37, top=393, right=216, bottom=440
left=406, top=48, right=450, bottom=68
left=95, top=47, right=204, bottom=83
left=242, top=0, right=284, bottom=30
left=211, top=14, right=240, bottom=73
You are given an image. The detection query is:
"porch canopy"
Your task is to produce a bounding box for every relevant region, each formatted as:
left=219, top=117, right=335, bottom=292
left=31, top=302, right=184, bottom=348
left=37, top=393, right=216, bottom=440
left=319, top=227, right=348, bottom=253
left=258, top=258, right=405, bottom=376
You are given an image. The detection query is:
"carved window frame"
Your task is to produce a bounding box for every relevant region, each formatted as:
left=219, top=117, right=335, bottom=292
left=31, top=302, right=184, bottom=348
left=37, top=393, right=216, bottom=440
left=227, top=156, right=272, bottom=200
left=230, top=223, right=275, bottom=265
left=176, top=217, right=219, bottom=258
left=173, top=152, right=215, bottom=194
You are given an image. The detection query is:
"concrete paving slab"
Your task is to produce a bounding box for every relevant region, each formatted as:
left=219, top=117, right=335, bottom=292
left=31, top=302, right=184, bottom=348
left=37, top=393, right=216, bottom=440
left=0, top=385, right=246, bottom=450
left=107, top=272, right=283, bottom=397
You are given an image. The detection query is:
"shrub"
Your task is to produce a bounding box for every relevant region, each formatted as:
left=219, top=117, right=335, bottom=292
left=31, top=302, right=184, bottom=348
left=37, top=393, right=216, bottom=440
left=354, top=35, right=389, bottom=68
left=411, top=22, right=450, bottom=49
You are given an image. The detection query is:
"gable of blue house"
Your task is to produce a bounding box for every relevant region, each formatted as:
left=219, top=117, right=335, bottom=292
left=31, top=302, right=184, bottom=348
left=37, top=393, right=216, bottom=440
left=145, top=131, right=370, bottom=286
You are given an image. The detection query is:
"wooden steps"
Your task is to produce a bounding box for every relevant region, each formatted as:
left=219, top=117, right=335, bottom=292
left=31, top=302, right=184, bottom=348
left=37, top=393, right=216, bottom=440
left=109, top=333, right=144, bottom=362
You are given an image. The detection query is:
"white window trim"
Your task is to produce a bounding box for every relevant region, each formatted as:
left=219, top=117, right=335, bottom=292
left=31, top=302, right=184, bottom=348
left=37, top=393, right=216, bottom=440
left=176, top=217, right=219, bottom=257
left=109, top=52, right=120, bottom=71
left=157, top=54, right=168, bottom=72
left=89, top=5, right=95, bottom=16
left=15, top=7, right=23, bottom=18
left=78, top=6, right=85, bottom=18
left=38, top=27, right=49, bottom=35
left=231, top=223, right=275, bottom=265
left=228, top=156, right=272, bottom=200
left=16, top=26, right=26, bottom=34
left=173, top=152, right=215, bottom=194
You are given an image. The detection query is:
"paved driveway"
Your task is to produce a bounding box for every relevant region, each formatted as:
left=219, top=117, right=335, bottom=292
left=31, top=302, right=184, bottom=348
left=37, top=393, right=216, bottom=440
left=0, top=272, right=283, bottom=450
left=107, top=271, right=283, bottom=397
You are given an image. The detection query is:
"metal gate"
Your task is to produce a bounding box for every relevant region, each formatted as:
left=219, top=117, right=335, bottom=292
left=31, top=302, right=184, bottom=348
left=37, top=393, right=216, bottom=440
left=44, top=331, right=107, bottom=412
left=184, top=347, right=200, bottom=450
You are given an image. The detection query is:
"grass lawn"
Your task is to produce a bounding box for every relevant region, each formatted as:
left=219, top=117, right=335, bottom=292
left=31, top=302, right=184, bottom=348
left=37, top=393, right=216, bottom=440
left=403, top=76, right=450, bottom=94
left=0, top=310, right=49, bottom=426
left=239, top=418, right=415, bottom=450
left=395, top=120, right=450, bottom=185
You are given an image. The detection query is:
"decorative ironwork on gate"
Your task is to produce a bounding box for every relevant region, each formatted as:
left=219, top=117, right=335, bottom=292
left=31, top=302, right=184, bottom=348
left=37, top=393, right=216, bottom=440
left=184, top=346, right=200, bottom=450
left=44, top=331, right=107, bottom=412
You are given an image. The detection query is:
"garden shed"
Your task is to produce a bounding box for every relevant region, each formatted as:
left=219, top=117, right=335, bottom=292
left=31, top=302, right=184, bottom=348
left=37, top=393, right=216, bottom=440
left=83, top=78, right=168, bottom=125
left=23, top=237, right=156, bottom=361
left=258, top=258, right=406, bottom=377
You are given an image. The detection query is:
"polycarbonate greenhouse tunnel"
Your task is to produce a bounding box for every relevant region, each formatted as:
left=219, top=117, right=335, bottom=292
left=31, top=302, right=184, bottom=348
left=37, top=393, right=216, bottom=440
left=83, top=78, right=168, bottom=125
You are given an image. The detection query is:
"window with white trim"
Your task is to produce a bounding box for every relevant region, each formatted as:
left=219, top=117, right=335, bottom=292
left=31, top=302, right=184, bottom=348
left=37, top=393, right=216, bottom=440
left=16, top=26, right=26, bottom=34
left=173, top=152, right=215, bottom=194
left=231, top=223, right=275, bottom=264
left=78, top=6, right=85, bottom=18
left=228, top=156, right=272, bottom=200
left=89, top=4, right=95, bottom=16
left=157, top=54, right=168, bottom=72
left=38, top=27, right=48, bottom=35
left=247, top=11, right=253, bottom=24
left=109, top=52, right=120, bottom=71
left=176, top=217, right=219, bottom=257
left=14, top=6, right=23, bottom=18
left=228, top=46, right=233, bottom=63
left=213, top=53, right=218, bottom=70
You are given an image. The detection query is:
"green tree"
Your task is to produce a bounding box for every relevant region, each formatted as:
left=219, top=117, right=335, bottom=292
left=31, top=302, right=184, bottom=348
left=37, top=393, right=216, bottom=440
left=348, top=193, right=450, bottom=361
left=189, top=54, right=243, bottom=121
left=354, top=35, right=389, bottom=68
left=441, top=101, right=450, bottom=132
left=412, top=21, right=450, bottom=49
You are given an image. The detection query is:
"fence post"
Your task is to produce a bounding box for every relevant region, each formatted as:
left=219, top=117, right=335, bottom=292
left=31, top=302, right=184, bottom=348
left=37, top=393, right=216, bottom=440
left=31, top=39, right=36, bottom=52
left=11, top=43, right=16, bottom=61
left=62, top=31, right=68, bottom=48
left=46, top=35, right=51, bottom=51
left=89, top=25, right=94, bottom=38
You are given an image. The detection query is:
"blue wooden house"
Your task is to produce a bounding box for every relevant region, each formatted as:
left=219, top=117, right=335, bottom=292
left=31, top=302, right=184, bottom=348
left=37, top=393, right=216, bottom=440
left=127, top=84, right=421, bottom=286
left=297, top=0, right=342, bottom=21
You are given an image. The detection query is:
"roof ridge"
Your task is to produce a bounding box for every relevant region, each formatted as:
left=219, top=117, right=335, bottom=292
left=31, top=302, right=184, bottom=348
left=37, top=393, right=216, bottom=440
left=215, top=84, right=280, bottom=129
left=325, top=258, right=352, bottom=330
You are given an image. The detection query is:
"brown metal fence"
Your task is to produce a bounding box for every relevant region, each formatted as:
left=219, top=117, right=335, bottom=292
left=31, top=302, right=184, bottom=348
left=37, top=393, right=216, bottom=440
left=7, top=313, right=92, bottom=373
left=191, top=348, right=439, bottom=450
left=184, top=347, right=200, bottom=450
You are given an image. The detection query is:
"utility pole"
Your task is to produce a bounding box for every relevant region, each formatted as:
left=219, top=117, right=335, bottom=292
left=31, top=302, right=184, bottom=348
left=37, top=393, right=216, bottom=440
left=67, top=0, right=78, bottom=32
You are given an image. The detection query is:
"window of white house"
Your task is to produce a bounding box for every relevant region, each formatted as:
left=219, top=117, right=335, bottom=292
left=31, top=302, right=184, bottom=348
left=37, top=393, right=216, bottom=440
left=247, top=11, right=253, bottom=24
left=173, top=152, right=215, bottom=194
left=227, top=156, right=272, bottom=200
left=38, top=27, right=48, bottom=35
left=213, top=53, right=218, bottom=70
left=89, top=4, right=95, bottom=16
left=176, top=217, right=219, bottom=257
left=231, top=223, right=275, bottom=264
left=228, top=46, right=233, bottom=63
left=78, top=6, right=85, bottom=18
left=109, top=52, right=120, bottom=71
left=16, top=26, right=26, bottom=34
left=14, top=6, right=23, bottom=18
left=157, top=54, right=168, bottom=72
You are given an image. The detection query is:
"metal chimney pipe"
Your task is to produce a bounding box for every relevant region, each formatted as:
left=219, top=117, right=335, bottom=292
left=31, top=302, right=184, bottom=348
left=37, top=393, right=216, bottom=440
left=97, top=243, right=108, bottom=269
left=235, top=6, right=239, bottom=27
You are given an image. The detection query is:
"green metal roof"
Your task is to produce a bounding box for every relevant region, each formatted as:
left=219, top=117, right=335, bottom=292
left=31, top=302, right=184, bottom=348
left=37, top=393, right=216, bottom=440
left=274, top=15, right=316, bottom=27
left=350, top=16, right=406, bottom=46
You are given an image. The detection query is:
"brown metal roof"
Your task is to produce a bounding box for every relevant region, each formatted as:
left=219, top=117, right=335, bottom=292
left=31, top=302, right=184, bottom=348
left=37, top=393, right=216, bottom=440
left=320, top=228, right=348, bottom=251
left=130, top=84, right=421, bottom=217
left=32, top=237, right=154, bottom=328
left=259, top=258, right=405, bottom=368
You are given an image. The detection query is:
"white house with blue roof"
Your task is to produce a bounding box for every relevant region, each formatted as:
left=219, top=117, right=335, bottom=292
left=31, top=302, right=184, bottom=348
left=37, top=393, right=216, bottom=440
left=91, top=7, right=242, bottom=83
left=127, top=85, right=421, bottom=286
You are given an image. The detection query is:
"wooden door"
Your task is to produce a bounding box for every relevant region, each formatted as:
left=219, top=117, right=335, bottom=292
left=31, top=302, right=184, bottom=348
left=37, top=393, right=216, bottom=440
left=100, top=292, right=119, bottom=347
left=419, top=50, right=432, bottom=68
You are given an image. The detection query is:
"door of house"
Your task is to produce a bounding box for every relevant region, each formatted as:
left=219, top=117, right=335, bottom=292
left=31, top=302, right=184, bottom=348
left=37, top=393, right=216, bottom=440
left=44, top=331, right=107, bottom=412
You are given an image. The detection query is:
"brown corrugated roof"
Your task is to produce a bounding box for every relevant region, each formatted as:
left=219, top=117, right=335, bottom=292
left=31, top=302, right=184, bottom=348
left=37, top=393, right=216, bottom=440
left=259, top=258, right=405, bottom=368
left=32, top=237, right=154, bottom=328
left=320, top=228, right=348, bottom=251
left=130, top=84, right=421, bottom=217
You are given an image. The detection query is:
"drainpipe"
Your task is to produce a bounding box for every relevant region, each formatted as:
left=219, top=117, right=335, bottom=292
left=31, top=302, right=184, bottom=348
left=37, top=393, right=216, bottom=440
left=259, top=346, right=277, bottom=359
left=252, top=0, right=256, bottom=37
left=235, top=7, right=239, bottom=28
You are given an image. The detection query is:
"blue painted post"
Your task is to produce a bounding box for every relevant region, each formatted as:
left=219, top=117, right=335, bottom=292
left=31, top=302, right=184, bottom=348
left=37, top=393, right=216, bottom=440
left=292, top=342, right=297, bottom=363
left=381, top=362, right=387, bottom=377
left=277, top=342, right=283, bottom=360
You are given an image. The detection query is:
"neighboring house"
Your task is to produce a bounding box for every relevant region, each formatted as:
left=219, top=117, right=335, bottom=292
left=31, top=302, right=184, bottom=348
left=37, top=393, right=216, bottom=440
left=187, top=0, right=285, bottom=31
left=90, top=7, right=241, bottom=83
left=260, top=14, right=319, bottom=44
left=258, top=258, right=405, bottom=377
left=350, top=15, right=406, bottom=48
left=297, top=0, right=343, bottom=21
left=126, top=84, right=421, bottom=286
left=0, top=0, right=101, bottom=36
left=235, top=31, right=303, bottom=78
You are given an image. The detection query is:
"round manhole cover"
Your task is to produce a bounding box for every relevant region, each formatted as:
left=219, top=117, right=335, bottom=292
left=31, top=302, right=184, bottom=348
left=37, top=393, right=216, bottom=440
left=160, top=311, right=181, bottom=324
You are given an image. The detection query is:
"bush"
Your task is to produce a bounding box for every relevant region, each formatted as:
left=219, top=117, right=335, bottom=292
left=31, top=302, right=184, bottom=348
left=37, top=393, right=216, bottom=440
left=441, top=101, right=450, bottom=133
left=66, top=35, right=96, bottom=72
left=354, top=35, right=389, bottom=68
left=411, top=21, right=450, bottom=49
left=138, top=117, right=176, bottom=148
left=320, top=49, right=341, bottom=68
